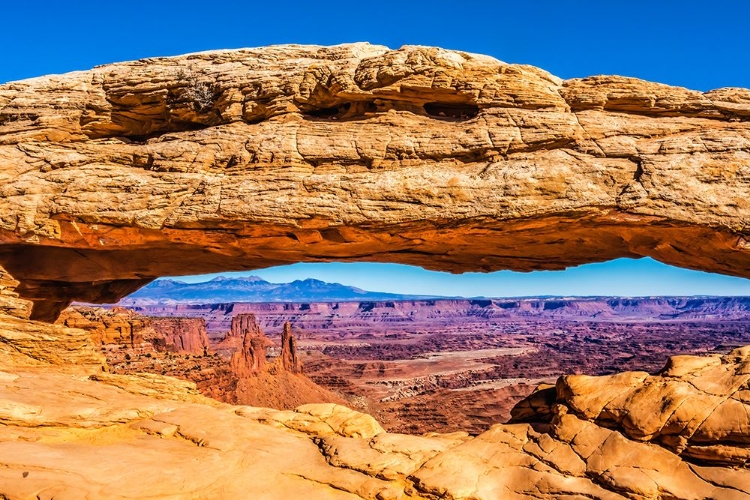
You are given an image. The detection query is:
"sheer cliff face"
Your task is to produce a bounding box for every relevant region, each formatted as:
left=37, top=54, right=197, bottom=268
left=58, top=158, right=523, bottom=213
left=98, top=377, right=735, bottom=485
left=58, top=307, right=209, bottom=354
left=229, top=313, right=270, bottom=376
left=149, top=317, right=209, bottom=354
left=0, top=43, right=749, bottom=320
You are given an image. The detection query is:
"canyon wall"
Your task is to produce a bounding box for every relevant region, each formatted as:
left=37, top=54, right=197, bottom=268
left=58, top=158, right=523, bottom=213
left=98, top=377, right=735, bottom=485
left=133, top=297, right=750, bottom=335
left=149, top=317, right=209, bottom=354
left=58, top=307, right=209, bottom=354
left=0, top=44, right=749, bottom=320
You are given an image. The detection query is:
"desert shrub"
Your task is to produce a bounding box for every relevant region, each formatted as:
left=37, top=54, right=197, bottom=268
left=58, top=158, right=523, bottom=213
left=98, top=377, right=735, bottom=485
left=176, top=69, right=215, bottom=112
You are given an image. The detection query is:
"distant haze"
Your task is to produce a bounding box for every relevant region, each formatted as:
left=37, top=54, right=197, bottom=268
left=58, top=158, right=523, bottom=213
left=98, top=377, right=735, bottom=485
left=162, top=258, right=750, bottom=298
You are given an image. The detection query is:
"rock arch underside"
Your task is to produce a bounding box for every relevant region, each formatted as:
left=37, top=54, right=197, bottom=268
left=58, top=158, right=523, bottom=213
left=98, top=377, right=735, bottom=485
left=1, top=43, right=750, bottom=321
left=2, top=44, right=750, bottom=499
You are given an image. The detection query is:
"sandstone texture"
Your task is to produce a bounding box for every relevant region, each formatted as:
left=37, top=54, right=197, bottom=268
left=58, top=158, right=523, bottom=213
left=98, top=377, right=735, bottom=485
left=149, top=316, right=209, bottom=354
left=2, top=44, right=750, bottom=498
left=58, top=306, right=209, bottom=353
left=0, top=44, right=749, bottom=319
left=514, top=347, right=750, bottom=468
left=59, top=307, right=153, bottom=348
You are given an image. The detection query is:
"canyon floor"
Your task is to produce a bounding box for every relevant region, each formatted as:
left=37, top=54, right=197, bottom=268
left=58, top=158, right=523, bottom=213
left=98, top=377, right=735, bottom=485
left=128, top=298, right=750, bottom=435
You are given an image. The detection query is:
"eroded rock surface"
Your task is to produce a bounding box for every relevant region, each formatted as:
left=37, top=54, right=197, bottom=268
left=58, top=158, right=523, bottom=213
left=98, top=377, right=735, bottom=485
left=59, top=306, right=210, bottom=354
left=1, top=44, right=750, bottom=319
left=514, top=347, right=750, bottom=468
left=59, top=306, right=343, bottom=410
left=229, top=313, right=272, bottom=376
left=150, top=316, right=210, bottom=354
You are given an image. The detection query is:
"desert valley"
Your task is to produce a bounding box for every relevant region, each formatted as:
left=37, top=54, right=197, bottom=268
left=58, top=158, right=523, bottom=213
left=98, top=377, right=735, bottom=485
left=87, top=277, right=750, bottom=435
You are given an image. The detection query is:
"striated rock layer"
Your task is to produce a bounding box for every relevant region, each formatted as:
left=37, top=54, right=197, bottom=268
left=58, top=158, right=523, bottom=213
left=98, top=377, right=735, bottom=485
left=58, top=306, right=210, bottom=354
left=59, top=307, right=343, bottom=410
left=1, top=44, right=750, bottom=319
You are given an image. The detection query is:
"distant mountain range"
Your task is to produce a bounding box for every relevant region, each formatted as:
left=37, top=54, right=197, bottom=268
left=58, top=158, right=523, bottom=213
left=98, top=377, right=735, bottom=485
left=119, top=276, right=450, bottom=305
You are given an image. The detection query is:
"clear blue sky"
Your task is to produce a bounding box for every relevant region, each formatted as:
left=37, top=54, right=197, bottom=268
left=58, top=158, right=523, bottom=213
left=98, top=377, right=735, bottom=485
left=2, top=1, right=748, bottom=89
left=3, top=1, right=749, bottom=296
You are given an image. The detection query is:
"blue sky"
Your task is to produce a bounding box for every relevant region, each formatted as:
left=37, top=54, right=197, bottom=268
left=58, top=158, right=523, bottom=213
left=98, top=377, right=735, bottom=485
left=182, top=259, right=750, bottom=297
left=3, top=1, right=749, bottom=296
left=2, top=1, right=748, bottom=90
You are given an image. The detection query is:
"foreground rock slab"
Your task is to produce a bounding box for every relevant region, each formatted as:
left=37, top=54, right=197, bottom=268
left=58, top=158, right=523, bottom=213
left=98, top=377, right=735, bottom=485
left=1, top=44, right=750, bottom=319
left=514, top=346, right=750, bottom=468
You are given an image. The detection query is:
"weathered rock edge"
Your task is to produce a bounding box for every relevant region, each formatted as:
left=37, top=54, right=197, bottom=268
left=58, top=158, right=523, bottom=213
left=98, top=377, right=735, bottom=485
left=2, top=43, right=750, bottom=319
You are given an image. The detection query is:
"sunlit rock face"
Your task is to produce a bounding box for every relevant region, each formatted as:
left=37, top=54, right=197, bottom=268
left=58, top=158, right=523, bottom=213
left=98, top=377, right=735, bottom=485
left=1, top=43, right=750, bottom=320
left=2, top=44, right=750, bottom=498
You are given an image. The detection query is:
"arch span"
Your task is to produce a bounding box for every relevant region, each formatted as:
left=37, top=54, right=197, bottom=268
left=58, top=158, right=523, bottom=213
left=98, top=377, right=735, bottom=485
left=1, top=43, right=749, bottom=320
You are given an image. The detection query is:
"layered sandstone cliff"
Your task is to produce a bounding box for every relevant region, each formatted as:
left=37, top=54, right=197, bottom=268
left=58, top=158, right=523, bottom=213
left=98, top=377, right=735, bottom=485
left=150, top=316, right=210, bottom=354
left=58, top=307, right=342, bottom=410
left=0, top=44, right=749, bottom=320
left=58, top=306, right=210, bottom=354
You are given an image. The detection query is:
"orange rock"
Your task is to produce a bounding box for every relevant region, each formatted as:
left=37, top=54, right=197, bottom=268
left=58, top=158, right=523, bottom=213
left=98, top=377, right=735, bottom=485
left=0, top=45, right=748, bottom=320
left=514, top=348, right=750, bottom=467
left=281, top=322, right=302, bottom=374
left=229, top=314, right=273, bottom=376
left=149, top=317, right=210, bottom=355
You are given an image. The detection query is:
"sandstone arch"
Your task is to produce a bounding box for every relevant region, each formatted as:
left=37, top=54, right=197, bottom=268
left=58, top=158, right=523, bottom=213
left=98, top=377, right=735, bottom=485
left=1, top=43, right=749, bottom=320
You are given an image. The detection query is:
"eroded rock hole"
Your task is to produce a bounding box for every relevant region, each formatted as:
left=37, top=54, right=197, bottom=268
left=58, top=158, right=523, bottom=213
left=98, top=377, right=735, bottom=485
left=303, top=102, right=352, bottom=119
left=301, top=101, right=381, bottom=120
left=423, top=102, right=479, bottom=120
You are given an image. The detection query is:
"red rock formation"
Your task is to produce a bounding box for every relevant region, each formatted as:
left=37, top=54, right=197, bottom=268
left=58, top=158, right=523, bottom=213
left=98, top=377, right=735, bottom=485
left=58, top=307, right=210, bottom=355
left=280, top=322, right=302, bottom=374
left=229, top=313, right=264, bottom=339
left=229, top=314, right=272, bottom=377
left=58, top=307, right=149, bottom=348
left=149, top=317, right=209, bottom=355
